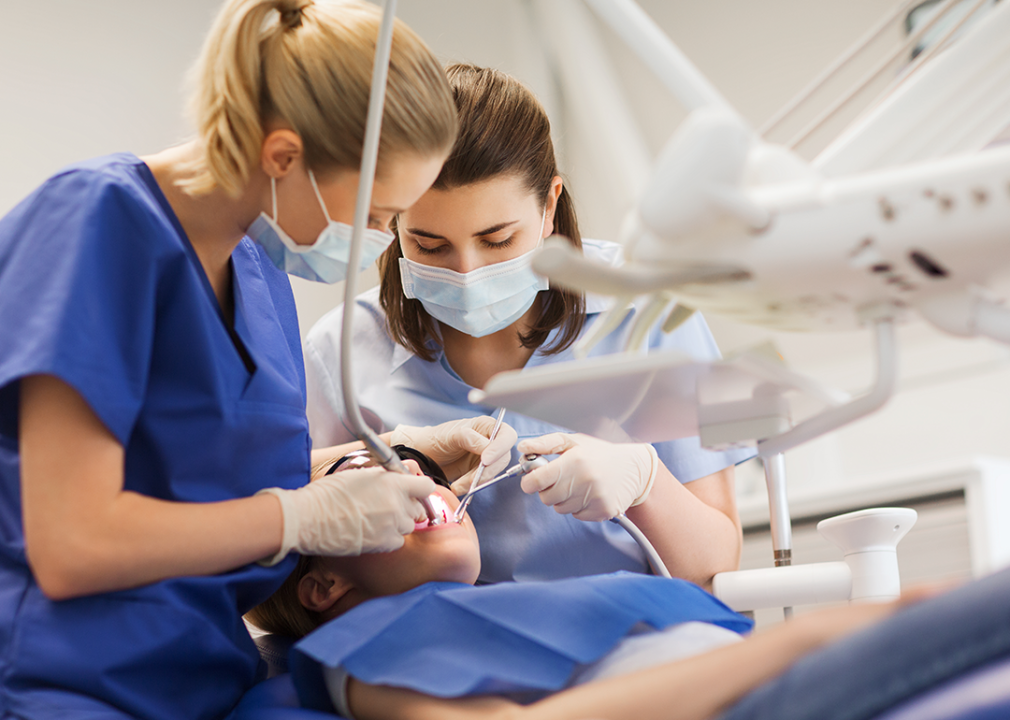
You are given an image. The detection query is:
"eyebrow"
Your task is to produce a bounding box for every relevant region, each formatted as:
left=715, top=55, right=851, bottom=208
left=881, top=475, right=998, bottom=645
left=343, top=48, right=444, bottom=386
left=405, top=220, right=519, bottom=240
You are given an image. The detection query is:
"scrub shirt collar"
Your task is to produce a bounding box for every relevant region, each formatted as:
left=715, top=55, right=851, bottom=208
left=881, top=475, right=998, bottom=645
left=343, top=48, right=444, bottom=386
left=389, top=322, right=445, bottom=373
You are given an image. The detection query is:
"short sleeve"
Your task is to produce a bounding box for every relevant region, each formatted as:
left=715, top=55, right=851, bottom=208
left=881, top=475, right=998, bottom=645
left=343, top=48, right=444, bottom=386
left=647, top=312, right=757, bottom=481
left=0, top=169, right=163, bottom=444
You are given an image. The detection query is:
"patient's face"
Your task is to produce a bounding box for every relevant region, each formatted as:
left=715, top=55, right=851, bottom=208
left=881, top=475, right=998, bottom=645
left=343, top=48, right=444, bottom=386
left=314, top=485, right=481, bottom=616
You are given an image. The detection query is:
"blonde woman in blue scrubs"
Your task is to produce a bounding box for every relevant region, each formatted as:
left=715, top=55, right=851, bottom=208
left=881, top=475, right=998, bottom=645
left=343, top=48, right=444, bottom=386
left=0, top=4, right=516, bottom=719
left=305, top=65, right=753, bottom=589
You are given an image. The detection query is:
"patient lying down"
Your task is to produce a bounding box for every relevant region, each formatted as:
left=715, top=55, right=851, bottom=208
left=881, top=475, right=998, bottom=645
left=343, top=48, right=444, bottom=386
left=247, top=464, right=1010, bottom=720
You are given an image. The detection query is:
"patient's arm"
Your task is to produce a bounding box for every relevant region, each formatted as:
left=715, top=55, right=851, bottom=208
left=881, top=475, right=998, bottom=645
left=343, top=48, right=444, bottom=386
left=347, top=600, right=900, bottom=720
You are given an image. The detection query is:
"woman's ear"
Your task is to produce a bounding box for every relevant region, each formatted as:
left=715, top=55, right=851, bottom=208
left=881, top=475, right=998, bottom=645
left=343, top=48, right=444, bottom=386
left=261, top=128, right=304, bottom=179
left=545, top=175, right=564, bottom=237
left=297, top=566, right=354, bottom=614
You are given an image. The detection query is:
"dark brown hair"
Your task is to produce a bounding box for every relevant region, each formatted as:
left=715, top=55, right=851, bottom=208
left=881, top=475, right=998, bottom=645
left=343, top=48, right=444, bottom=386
left=245, top=554, right=320, bottom=638
left=379, top=64, right=586, bottom=361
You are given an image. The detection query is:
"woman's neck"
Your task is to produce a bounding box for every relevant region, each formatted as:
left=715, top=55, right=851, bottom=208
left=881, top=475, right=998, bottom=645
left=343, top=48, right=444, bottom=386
left=439, top=301, right=541, bottom=389
left=141, top=142, right=265, bottom=318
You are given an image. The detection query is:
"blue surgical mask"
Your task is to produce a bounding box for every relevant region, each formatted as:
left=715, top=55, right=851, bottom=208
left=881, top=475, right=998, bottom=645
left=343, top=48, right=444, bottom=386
left=246, top=171, right=395, bottom=284
left=398, top=209, right=549, bottom=337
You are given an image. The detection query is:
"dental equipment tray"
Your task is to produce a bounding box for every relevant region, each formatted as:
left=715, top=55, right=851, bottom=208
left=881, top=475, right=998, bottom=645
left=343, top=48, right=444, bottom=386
left=470, top=348, right=840, bottom=445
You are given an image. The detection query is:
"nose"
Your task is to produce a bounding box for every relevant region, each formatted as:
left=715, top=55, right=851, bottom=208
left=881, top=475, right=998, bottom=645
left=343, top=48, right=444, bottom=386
left=454, top=247, right=485, bottom=274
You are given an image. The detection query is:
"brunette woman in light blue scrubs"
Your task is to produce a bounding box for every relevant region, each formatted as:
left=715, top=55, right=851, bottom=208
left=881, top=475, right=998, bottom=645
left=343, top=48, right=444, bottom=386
left=0, top=2, right=516, bottom=718
left=305, top=65, right=754, bottom=589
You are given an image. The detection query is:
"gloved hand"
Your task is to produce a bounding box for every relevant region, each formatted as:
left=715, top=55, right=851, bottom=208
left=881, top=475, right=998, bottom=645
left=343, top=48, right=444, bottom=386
left=390, top=417, right=518, bottom=495
left=517, top=433, right=659, bottom=521
left=257, top=467, right=435, bottom=565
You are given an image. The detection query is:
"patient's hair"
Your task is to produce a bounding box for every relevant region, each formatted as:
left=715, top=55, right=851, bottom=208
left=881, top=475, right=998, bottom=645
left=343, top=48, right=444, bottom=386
left=246, top=554, right=320, bottom=638
left=378, top=63, right=586, bottom=361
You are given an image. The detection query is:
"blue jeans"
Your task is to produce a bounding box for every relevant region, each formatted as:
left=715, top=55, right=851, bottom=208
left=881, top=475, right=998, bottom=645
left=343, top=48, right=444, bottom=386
left=718, top=566, right=1010, bottom=720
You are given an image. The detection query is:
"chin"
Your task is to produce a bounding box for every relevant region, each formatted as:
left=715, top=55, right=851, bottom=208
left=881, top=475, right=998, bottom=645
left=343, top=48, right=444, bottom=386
left=406, top=532, right=481, bottom=586
left=435, top=549, right=481, bottom=585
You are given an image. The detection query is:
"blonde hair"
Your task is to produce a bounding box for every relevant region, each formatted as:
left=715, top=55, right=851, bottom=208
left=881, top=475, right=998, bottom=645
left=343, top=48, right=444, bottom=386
left=181, top=0, right=457, bottom=197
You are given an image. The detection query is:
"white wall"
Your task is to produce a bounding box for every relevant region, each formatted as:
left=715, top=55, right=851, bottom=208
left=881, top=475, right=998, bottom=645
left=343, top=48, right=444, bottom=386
left=3, top=1, right=1008, bottom=496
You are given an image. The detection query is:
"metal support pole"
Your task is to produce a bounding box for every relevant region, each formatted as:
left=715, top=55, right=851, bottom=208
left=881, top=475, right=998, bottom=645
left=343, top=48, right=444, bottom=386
left=764, top=453, right=793, bottom=568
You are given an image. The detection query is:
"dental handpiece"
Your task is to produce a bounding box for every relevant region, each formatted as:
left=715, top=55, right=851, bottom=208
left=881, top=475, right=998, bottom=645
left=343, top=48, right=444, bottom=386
left=453, top=454, right=549, bottom=522
left=370, top=438, right=443, bottom=526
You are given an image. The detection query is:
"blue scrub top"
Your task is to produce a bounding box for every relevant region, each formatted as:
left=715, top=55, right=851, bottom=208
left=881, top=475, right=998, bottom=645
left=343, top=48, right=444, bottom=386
left=0, top=154, right=311, bottom=720
left=304, top=239, right=754, bottom=584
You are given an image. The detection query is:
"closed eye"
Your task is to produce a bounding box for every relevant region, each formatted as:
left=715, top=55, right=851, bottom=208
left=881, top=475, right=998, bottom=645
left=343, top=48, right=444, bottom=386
left=480, top=235, right=515, bottom=250
left=413, top=242, right=446, bottom=256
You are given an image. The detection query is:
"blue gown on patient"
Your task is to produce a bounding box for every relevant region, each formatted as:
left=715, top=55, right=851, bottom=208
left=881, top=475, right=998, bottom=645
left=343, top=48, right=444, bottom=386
left=0, top=155, right=310, bottom=720
left=291, top=572, right=753, bottom=713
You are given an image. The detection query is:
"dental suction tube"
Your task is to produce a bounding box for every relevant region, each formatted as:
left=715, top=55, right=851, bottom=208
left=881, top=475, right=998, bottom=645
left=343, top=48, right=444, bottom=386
left=337, top=0, right=440, bottom=524
left=610, top=514, right=671, bottom=578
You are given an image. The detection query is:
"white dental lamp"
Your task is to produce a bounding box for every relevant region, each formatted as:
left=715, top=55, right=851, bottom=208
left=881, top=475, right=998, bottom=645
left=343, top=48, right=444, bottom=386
left=473, top=0, right=1010, bottom=614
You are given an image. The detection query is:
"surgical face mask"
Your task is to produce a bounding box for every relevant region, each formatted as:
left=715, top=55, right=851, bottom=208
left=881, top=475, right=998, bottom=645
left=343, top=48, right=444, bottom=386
left=398, top=208, right=549, bottom=338
left=246, top=171, right=395, bottom=284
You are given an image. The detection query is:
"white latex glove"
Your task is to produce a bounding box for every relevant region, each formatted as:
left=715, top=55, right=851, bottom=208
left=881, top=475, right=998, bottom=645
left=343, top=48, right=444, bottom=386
left=390, top=416, right=518, bottom=495
left=257, top=467, right=435, bottom=565
left=517, top=433, right=659, bottom=521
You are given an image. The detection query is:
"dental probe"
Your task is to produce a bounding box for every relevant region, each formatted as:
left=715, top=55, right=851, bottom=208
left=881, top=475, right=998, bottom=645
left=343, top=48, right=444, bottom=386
left=453, top=407, right=506, bottom=521
left=453, top=454, right=549, bottom=522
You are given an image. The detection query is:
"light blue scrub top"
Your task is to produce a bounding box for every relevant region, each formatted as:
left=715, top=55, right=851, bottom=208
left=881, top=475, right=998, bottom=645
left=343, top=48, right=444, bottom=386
left=0, top=154, right=310, bottom=720
left=304, top=239, right=754, bottom=584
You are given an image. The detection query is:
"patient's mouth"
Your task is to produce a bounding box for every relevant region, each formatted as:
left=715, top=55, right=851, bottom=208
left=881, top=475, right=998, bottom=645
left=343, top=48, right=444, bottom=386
left=414, top=493, right=452, bottom=530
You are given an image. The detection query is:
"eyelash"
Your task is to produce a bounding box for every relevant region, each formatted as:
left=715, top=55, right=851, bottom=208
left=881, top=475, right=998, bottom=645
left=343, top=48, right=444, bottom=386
left=413, top=236, right=515, bottom=256
left=482, top=236, right=514, bottom=250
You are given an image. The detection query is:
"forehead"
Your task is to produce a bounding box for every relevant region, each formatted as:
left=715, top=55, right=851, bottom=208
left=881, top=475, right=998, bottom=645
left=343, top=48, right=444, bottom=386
left=403, top=174, right=538, bottom=227
left=324, top=153, right=445, bottom=213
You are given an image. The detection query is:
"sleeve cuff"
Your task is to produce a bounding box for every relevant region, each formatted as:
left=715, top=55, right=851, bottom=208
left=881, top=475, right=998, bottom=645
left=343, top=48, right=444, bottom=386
left=323, top=665, right=354, bottom=719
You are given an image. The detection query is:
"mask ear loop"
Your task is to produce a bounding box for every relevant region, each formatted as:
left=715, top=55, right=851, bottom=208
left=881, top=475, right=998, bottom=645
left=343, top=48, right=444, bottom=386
left=308, top=170, right=334, bottom=224
left=271, top=177, right=279, bottom=222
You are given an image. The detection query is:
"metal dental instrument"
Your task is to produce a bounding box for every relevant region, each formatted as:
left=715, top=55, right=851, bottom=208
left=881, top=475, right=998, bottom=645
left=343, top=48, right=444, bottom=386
left=453, top=407, right=506, bottom=521
left=453, top=453, right=549, bottom=522
left=333, top=0, right=439, bottom=526
left=448, top=449, right=673, bottom=578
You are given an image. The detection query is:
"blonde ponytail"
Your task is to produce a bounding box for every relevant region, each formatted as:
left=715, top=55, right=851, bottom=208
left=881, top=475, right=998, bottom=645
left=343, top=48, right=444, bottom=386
left=181, top=0, right=456, bottom=198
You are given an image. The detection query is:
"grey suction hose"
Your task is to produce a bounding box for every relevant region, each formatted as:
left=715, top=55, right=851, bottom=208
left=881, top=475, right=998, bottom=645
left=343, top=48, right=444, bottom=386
left=336, top=0, right=439, bottom=523
left=610, top=514, right=671, bottom=578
